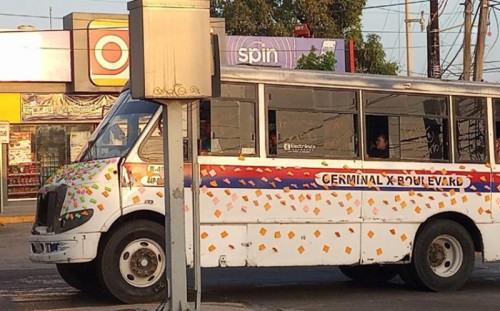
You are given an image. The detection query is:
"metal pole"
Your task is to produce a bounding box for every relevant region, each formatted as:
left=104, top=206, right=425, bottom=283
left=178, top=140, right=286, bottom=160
left=163, top=102, right=188, bottom=311
left=190, top=101, right=202, bottom=310
left=49, top=7, right=52, bottom=30
left=0, top=144, right=8, bottom=211
left=405, top=0, right=413, bottom=77
left=463, top=0, right=472, bottom=81
left=428, top=0, right=441, bottom=78
left=473, top=0, right=489, bottom=81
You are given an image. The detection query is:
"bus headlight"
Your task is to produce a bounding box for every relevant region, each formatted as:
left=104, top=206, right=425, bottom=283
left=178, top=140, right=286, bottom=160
left=56, top=209, right=95, bottom=233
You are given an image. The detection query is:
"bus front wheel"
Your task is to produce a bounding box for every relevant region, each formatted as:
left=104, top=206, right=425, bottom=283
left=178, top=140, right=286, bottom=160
left=56, top=261, right=102, bottom=292
left=99, top=220, right=167, bottom=304
left=401, top=219, right=474, bottom=291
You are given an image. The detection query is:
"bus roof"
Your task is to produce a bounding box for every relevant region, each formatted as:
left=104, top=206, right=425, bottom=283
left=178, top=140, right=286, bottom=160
left=221, top=65, right=500, bottom=97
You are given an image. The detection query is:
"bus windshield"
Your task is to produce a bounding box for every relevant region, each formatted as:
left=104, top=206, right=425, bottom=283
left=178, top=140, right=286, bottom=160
left=79, top=90, right=161, bottom=161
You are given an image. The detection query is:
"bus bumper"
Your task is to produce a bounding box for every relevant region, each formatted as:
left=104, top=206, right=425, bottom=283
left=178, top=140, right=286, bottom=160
left=29, top=231, right=101, bottom=264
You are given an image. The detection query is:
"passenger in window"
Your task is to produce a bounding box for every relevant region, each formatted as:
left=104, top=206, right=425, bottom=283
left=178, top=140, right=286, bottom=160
left=269, top=130, right=277, bottom=155
left=368, top=134, right=389, bottom=159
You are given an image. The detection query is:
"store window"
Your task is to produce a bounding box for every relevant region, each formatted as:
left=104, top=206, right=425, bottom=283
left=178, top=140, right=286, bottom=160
left=7, top=124, right=95, bottom=200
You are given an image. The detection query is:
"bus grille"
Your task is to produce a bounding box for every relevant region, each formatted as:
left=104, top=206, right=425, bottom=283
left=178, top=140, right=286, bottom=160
left=32, top=184, right=67, bottom=234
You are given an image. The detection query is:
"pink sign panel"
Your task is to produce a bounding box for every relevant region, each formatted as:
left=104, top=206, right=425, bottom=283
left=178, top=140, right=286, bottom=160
left=224, top=36, right=346, bottom=72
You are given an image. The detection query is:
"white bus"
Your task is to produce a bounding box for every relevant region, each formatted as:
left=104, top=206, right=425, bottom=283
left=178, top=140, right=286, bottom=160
left=29, top=66, right=500, bottom=304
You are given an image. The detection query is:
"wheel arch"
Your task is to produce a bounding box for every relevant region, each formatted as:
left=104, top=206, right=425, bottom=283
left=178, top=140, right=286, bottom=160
left=98, top=210, right=165, bottom=252
left=419, top=212, right=483, bottom=254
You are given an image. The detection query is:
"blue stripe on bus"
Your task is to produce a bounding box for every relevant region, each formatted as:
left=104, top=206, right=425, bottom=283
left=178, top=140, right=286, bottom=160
left=198, top=177, right=494, bottom=193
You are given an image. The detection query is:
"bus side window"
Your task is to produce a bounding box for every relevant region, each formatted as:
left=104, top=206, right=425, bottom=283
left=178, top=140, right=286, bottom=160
left=199, top=102, right=211, bottom=155
left=365, top=115, right=390, bottom=159
left=364, top=91, right=449, bottom=161
left=494, top=98, right=500, bottom=161
left=268, top=110, right=277, bottom=155
left=198, top=88, right=257, bottom=157
left=266, top=86, right=359, bottom=159
left=138, top=119, right=163, bottom=163
left=454, top=96, right=487, bottom=163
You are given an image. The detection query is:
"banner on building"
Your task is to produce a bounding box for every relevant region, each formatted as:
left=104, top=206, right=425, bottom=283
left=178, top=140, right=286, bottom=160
left=21, top=94, right=118, bottom=121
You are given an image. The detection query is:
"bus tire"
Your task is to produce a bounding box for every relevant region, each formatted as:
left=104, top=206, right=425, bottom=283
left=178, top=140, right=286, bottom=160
left=398, top=264, right=425, bottom=290
left=407, top=219, right=474, bottom=291
left=99, top=220, right=167, bottom=304
left=56, top=261, right=103, bottom=292
left=338, top=264, right=398, bottom=283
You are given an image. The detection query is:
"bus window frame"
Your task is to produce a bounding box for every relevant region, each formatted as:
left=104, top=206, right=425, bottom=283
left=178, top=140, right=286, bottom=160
left=453, top=95, right=489, bottom=164
left=199, top=82, right=258, bottom=157
left=363, top=90, right=451, bottom=163
left=265, top=84, right=360, bottom=160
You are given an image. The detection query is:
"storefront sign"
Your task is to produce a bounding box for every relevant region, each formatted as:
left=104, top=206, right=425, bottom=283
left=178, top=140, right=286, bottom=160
left=88, top=19, right=130, bottom=87
left=0, top=121, right=9, bottom=144
left=0, top=30, right=71, bottom=82
left=21, top=94, right=118, bottom=121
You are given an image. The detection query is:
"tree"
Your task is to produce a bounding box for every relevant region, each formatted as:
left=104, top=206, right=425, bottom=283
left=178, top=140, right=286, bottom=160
left=212, top=0, right=398, bottom=75
left=296, top=46, right=337, bottom=71
left=212, top=0, right=283, bottom=36
left=357, top=34, right=399, bottom=75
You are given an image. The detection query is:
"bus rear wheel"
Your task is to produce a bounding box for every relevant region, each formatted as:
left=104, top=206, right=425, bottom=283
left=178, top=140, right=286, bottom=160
left=401, top=219, right=474, bottom=291
left=99, top=220, right=167, bottom=304
left=339, top=264, right=398, bottom=283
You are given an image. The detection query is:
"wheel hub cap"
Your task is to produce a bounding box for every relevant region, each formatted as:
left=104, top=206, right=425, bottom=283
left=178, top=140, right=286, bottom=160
left=130, top=247, right=158, bottom=278
left=429, top=243, right=446, bottom=267
left=119, top=238, right=165, bottom=288
left=427, top=235, right=463, bottom=278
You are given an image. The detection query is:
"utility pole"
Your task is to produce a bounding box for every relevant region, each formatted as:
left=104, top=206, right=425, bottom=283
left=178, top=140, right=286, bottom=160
left=405, top=0, right=425, bottom=77
left=463, top=0, right=472, bottom=81
left=473, top=0, right=489, bottom=81
left=427, top=0, right=441, bottom=78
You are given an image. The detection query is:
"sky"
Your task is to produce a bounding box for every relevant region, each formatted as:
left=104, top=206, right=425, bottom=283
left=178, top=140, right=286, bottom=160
left=0, top=0, right=499, bottom=82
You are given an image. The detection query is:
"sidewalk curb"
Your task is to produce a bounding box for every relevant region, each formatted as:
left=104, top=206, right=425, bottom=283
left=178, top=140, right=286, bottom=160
left=0, top=215, right=35, bottom=225
left=40, top=302, right=250, bottom=311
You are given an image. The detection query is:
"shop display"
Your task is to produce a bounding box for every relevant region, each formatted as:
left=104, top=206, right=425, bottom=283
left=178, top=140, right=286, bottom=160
left=5, top=125, right=95, bottom=200
left=8, top=132, right=32, bottom=165
left=7, top=162, right=41, bottom=198
left=7, top=131, right=41, bottom=199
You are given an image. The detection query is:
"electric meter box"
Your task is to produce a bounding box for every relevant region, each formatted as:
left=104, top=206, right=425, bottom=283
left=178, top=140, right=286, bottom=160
left=128, top=0, right=212, bottom=99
